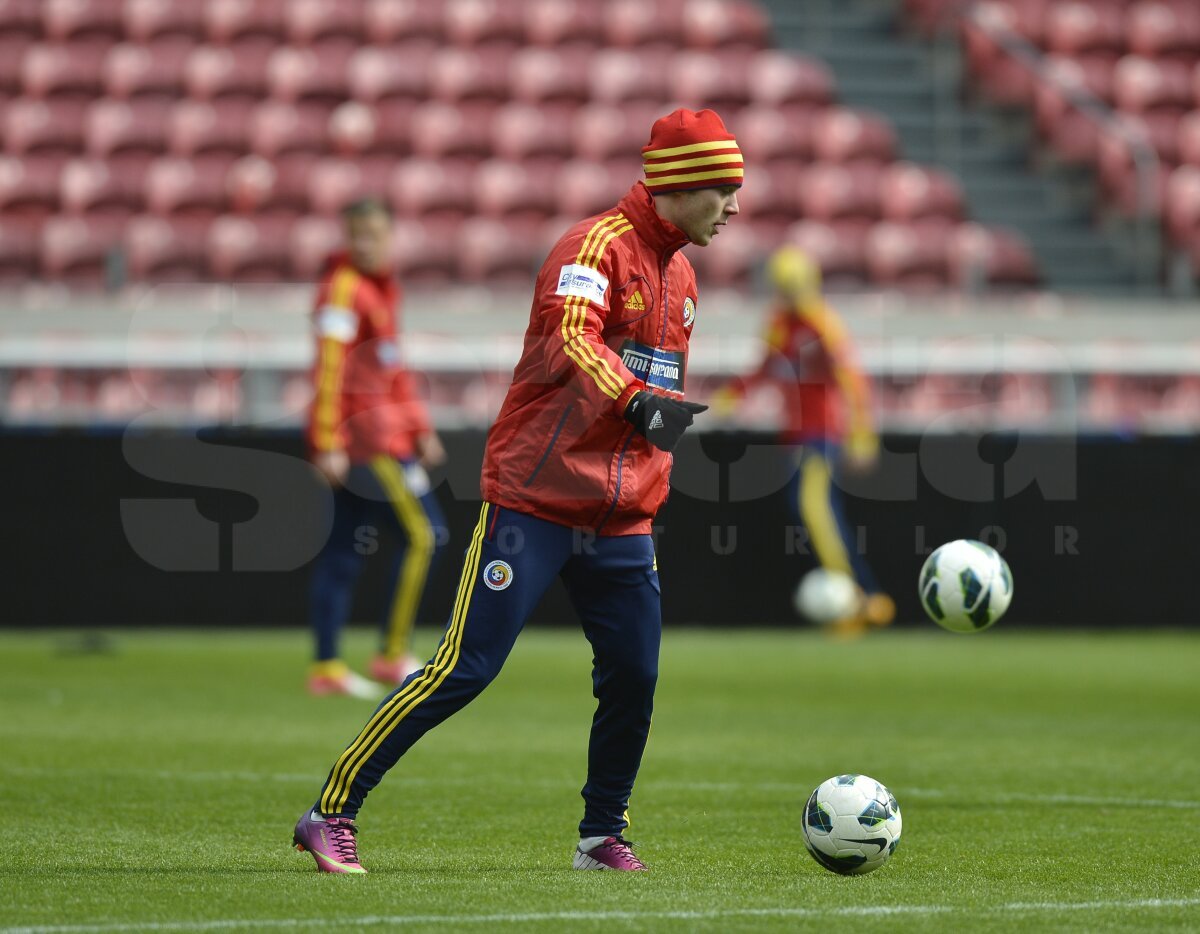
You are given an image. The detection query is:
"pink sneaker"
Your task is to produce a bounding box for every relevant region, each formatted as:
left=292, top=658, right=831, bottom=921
left=292, top=808, right=367, bottom=874
left=573, top=836, right=647, bottom=871
left=368, top=653, right=424, bottom=686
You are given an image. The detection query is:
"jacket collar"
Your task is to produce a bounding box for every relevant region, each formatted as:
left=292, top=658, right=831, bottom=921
left=617, top=182, right=690, bottom=260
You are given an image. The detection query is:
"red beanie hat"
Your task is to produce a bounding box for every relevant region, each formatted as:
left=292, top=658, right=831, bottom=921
left=641, top=108, right=743, bottom=195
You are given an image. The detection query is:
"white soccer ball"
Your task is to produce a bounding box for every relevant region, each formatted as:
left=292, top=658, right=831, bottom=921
left=801, top=773, right=902, bottom=875
left=793, top=569, right=860, bottom=624
left=918, top=539, right=1013, bottom=633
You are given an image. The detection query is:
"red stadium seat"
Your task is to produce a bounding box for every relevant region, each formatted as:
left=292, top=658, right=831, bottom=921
left=4, top=98, right=86, bottom=156
left=1113, top=56, right=1192, bottom=115
left=457, top=216, right=542, bottom=283
left=589, top=50, right=670, bottom=105
left=40, top=214, right=124, bottom=281
left=185, top=45, right=270, bottom=102
left=509, top=48, right=592, bottom=105
left=389, top=218, right=458, bottom=283
left=167, top=99, right=253, bottom=158
left=208, top=215, right=293, bottom=280
left=603, top=0, right=684, bottom=51
left=267, top=46, right=352, bottom=104
left=474, top=159, right=560, bottom=222
left=249, top=101, right=331, bottom=158
left=1043, top=1, right=1124, bottom=56
left=347, top=45, right=433, bottom=103
left=1177, top=110, right=1200, bottom=165
left=865, top=219, right=953, bottom=288
left=1164, top=164, right=1200, bottom=246
left=85, top=98, right=169, bottom=158
left=946, top=222, right=1038, bottom=288
left=572, top=102, right=664, bottom=162
left=328, top=100, right=415, bottom=157
left=1097, top=113, right=1176, bottom=213
left=0, top=217, right=42, bottom=281
left=60, top=157, right=143, bottom=217
left=226, top=153, right=312, bottom=217
left=554, top=160, right=632, bottom=219
left=104, top=41, right=193, bottom=99
left=22, top=41, right=108, bottom=99
left=124, top=214, right=208, bottom=279
left=429, top=47, right=512, bottom=103
left=205, top=0, right=286, bottom=45
left=783, top=218, right=869, bottom=286
left=798, top=162, right=883, bottom=223
left=1127, top=1, right=1200, bottom=60
left=444, top=0, right=527, bottom=49
left=0, top=0, right=41, bottom=40
left=306, top=156, right=393, bottom=216
left=123, top=0, right=205, bottom=42
left=290, top=214, right=343, bottom=279
left=0, top=155, right=62, bottom=219
left=1034, top=55, right=1114, bottom=143
left=735, top=105, right=814, bottom=164
left=42, top=0, right=123, bottom=41
left=0, top=37, right=31, bottom=93
left=522, top=0, right=604, bottom=53
left=409, top=101, right=495, bottom=159
left=746, top=51, right=835, bottom=111
left=285, top=0, right=366, bottom=45
left=879, top=162, right=965, bottom=221
left=389, top=158, right=476, bottom=221
left=811, top=108, right=897, bottom=165
left=668, top=50, right=753, bottom=111
left=732, top=163, right=802, bottom=234
left=685, top=220, right=761, bottom=286
left=363, top=0, right=443, bottom=44
left=491, top=102, right=576, bottom=162
left=145, top=155, right=232, bottom=219
left=681, top=0, right=770, bottom=51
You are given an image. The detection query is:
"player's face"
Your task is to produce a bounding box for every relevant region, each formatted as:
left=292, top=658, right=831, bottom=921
left=669, top=186, right=740, bottom=246
left=346, top=210, right=392, bottom=274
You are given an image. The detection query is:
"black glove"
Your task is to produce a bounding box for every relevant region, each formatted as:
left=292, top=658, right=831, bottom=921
left=624, top=390, right=708, bottom=452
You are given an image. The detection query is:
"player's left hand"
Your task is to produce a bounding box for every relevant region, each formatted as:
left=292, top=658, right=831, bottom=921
left=415, top=431, right=446, bottom=469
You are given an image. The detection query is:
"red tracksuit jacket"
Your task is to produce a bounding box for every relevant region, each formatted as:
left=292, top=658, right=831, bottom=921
left=481, top=182, right=699, bottom=535
left=306, top=252, right=431, bottom=462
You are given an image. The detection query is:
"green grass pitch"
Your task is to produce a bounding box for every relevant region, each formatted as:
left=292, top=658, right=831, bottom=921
left=1, top=627, right=1198, bottom=933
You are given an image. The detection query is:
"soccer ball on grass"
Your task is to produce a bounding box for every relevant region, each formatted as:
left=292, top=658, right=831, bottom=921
left=801, top=773, right=902, bottom=875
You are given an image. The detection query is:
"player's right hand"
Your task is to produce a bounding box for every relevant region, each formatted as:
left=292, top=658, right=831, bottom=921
left=624, top=390, right=708, bottom=452
left=314, top=449, right=350, bottom=488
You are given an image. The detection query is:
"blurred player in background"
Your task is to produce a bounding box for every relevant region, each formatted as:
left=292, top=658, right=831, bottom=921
left=306, top=197, right=447, bottom=698
left=717, top=246, right=894, bottom=635
left=293, top=108, right=740, bottom=873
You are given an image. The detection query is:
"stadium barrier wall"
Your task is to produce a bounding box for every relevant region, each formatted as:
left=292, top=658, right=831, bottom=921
left=3, top=429, right=1193, bottom=628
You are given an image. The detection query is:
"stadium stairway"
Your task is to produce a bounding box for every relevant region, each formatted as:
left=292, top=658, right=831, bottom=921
left=761, top=0, right=1155, bottom=294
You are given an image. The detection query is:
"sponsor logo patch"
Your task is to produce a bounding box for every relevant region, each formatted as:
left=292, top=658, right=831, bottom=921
left=556, top=264, right=609, bottom=306
left=619, top=340, right=686, bottom=393
left=483, top=559, right=514, bottom=591
left=315, top=306, right=358, bottom=343
left=682, top=296, right=697, bottom=328
left=624, top=289, right=646, bottom=311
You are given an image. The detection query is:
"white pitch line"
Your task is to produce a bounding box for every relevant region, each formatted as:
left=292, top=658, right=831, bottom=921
left=4, top=898, right=1200, bottom=933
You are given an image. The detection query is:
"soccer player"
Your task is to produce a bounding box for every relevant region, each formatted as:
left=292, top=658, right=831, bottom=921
left=306, top=198, right=448, bottom=699
left=293, top=109, right=742, bottom=873
left=717, top=246, right=894, bottom=634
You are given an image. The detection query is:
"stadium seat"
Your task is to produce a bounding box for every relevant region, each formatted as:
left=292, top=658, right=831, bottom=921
left=22, top=41, right=109, bottom=99
left=865, top=219, right=953, bottom=288
left=290, top=213, right=343, bottom=279
left=409, top=101, right=495, bottom=159
left=430, top=47, right=512, bottom=103
left=0, top=0, right=42, bottom=40
left=746, top=50, right=835, bottom=111
left=389, top=217, right=459, bottom=283
left=491, top=102, right=576, bottom=162
left=686, top=220, right=761, bottom=286
left=226, top=153, right=312, bottom=217
left=1164, top=164, right=1200, bottom=246
left=680, top=0, right=770, bottom=51
left=103, top=40, right=193, bottom=100
left=284, top=0, right=367, bottom=46
left=603, top=0, right=684, bottom=51
left=363, top=0, right=444, bottom=44
left=589, top=50, right=670, bottom=105
left=4, top=98, right=86, bottom=156
left=0, top=217, right=42, bottom=281
left=306, top=156, right=393, bottom=216
left=734, top=106, right=814, bottom=164
left=879, top=163, right=965, bottom=221
left=669, top=50, right=753, bottom=110
left=554, top=160, right=632, bottom=219
left=0, top=36, right=30, bottom=93
left=1043, top=1, right=1125, bottom=57
left=40, top=214, right=124, bottom=281
left=784, top=218, right=870, bottom=286
left=389, top=158, right=476, bottom=221
left=444, top=0, right=528, bottom=48
left=60, top=157, right=143, bottom=218
left=732, top=163, right=802, bottom=234
left=572, top=102, right=664, bottom=161
left=946, top=222, right=1039, bottom=288
left=205, top=0, right=286, bottom=45
left=208, top=215, right=293, bottom=280
left=1177, top=110, right=1200, bottom=165
left=1034, top=55, right=1114, bottom=155
left=0, top=154, right=63, bottom=219
left=474, top=159, right=560, bottom=223
left=123, top=0, right=205, bottom=42
left=184, top=45, right=270, bottom=102
left=249, top=101, right=332, bottom=158
left=1126, top=1, right=1200, bottom=60
left=328, top=99, right=415, bottom=157
left=509, top=48, right=592, bottom=105
left=346, top=45, right=433, bottom=103
left=124, top=214, right=208, bottom=279
left=457, top=216, right=542, bottom=283
left=167, top=99, right=252, bottom=158
left=267, top=46, right=352, bottom=104
left=1097, top=113, right=1177, bottom=213
left=1113, top=56, right=1192, bottom=115
left=811, top=108, right=897, bottom=165
left=85, top=98, right=170, bottom=159
left=145, top=155, right=233, bottom=219
left=522, top=0, right=604, bottom=52
left=797, top=163, right=884, bottom=224
left=42, top=0, right=123, bottom=41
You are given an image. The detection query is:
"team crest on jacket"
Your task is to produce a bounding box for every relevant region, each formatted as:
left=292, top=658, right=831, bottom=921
left=483, top=560, right=513, bottom=591
left=683, top=296, right=697, bottom=328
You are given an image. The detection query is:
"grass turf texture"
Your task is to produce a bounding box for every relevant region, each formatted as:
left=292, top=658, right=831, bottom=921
left=1, top=628, right=1197, bottom=933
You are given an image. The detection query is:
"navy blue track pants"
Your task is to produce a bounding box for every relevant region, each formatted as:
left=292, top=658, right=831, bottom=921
left=317, top=502, right=661, bottom=838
